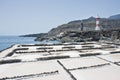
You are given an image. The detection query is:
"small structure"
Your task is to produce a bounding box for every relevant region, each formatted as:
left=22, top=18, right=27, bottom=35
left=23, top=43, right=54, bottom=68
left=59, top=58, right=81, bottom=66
left=95, top=15, right=101, bottom=30
left=81, top=21, right=84, bottom=31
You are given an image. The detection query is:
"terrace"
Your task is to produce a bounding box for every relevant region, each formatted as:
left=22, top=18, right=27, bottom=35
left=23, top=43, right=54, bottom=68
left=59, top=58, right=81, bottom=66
left=0, top=41, right=120, bottom=80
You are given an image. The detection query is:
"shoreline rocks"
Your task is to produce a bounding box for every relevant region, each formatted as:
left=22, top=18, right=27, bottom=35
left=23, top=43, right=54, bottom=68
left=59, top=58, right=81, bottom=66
left=34, top=30, right=120, bottom=43
left=21, top=14, right=120, bottom=43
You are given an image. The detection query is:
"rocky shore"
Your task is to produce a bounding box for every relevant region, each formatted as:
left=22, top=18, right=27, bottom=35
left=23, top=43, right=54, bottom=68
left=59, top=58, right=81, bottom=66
left=34, top=29, right=120, bottom=43
left=21, top=14, right=120, bottom=43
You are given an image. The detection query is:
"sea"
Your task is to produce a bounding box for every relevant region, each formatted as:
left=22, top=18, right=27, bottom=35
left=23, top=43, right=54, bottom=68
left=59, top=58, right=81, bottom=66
left=0, top=36, right=60, bottom=51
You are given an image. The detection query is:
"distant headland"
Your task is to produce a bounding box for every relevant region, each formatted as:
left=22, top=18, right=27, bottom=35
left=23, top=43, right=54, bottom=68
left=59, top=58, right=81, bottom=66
left=21, top=14, right=120, bottom=43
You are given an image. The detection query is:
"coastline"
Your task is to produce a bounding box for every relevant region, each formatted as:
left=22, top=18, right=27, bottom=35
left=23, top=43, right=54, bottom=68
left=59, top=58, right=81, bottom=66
left=0, top=44, right=18, bottom=58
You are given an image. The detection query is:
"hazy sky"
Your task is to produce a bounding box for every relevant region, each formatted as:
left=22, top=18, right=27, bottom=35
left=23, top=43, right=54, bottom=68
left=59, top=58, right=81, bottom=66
left=0, top=0, right=120, bottom=35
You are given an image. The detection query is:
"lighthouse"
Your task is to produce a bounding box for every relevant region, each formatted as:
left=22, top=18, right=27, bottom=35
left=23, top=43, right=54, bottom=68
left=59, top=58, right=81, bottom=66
left=95, top=16, right=101, bottom=30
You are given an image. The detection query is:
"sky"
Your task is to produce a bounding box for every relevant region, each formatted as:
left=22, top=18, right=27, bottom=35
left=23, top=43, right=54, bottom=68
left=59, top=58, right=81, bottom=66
left=0, top=0, right=120, bottom=35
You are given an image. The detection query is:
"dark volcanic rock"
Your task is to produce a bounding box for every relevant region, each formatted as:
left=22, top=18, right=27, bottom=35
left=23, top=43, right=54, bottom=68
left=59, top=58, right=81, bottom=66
left=60, top=31, right=101, bottom=43
left=46, top=16, right=120, bottom=39
left=22, top=14, right=120, bottom=43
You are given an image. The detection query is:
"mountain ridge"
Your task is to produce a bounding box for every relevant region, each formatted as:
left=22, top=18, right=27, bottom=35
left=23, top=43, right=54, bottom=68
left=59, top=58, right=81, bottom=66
left=21, top=14, right=120, bottom=42
left=108, top=14, right=120, bottom=20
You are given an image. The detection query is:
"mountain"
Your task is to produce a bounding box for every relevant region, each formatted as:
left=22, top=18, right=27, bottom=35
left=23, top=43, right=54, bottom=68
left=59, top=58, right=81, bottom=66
left=47, top=16, right=120, bottom=37
left=21, top=14, right=120, bottom=42
left=108, top=14, right=120, bottom=20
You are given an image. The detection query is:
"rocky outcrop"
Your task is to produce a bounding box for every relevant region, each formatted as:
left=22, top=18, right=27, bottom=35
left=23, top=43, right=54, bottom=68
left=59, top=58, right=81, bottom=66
left=21, top=14, right=120, bottom=43
left=34, top=29, right=120, bottom=43
left=60, top=30, right=120, bottom=43
left=34, top=18, right=120, bottom=42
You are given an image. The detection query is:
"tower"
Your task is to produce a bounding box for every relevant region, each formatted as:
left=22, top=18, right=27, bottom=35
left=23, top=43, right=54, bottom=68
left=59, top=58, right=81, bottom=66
left=81, top=21, right=83, bottom=31
left=95, top=15, right=101, bottom=30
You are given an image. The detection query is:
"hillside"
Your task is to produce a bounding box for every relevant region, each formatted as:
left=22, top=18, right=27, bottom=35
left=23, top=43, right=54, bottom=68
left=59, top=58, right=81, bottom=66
left=108, top=14, right=120, bottom=20
left=22, top=14, right=120, bottom=42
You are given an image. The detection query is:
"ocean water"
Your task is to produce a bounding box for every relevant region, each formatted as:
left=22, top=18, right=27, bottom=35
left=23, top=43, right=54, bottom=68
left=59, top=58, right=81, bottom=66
left=0, top=36, right=59, bottom=51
